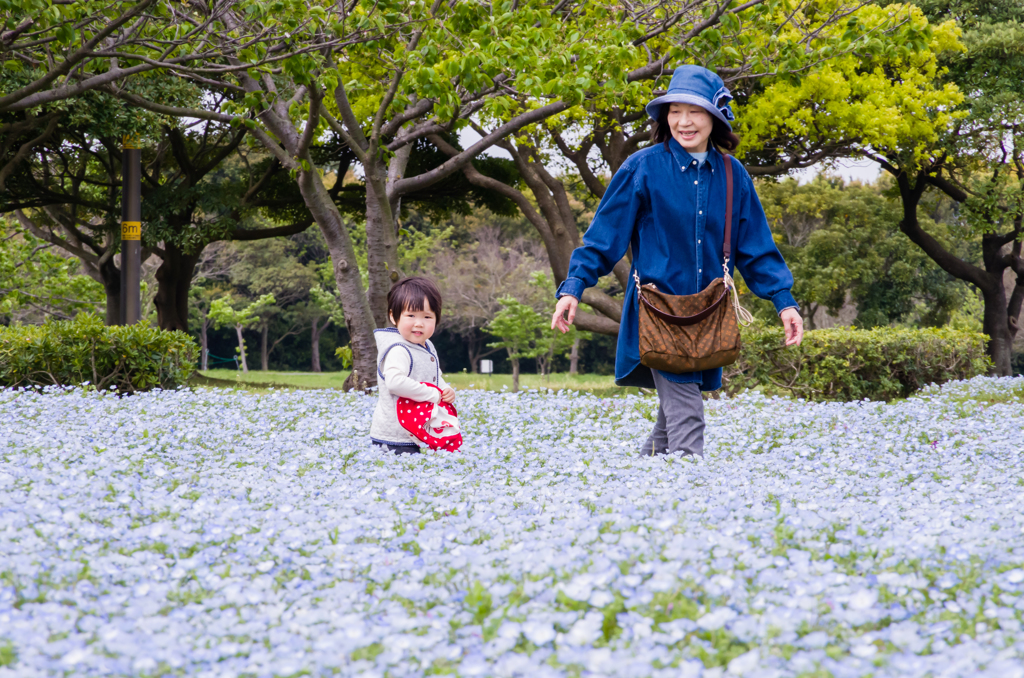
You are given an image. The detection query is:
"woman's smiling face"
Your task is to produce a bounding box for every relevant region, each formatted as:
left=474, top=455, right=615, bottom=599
left=666, top=103, right=713, bottom=153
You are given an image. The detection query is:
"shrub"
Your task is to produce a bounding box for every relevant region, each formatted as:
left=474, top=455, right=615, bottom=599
left=722, top=324, right=990, bottom=401
left=0, top=314, right=197, bottom=393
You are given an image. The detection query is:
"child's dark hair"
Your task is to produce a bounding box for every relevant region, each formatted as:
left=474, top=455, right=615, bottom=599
left=387, top=276, right=442, bottom=323
left=650, top=107, right=740, bottom=153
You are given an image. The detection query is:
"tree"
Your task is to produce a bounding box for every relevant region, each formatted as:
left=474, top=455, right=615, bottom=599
left=0, top=0, right=164, bottom=183
left=0, top=0, right=314, bottom=114
left=208, top=293, right=275, bottom=372
left=3, top=92, right=165, bottom=323
left=188, top=284, right=219, bottom=371
left=229, top=236, right=321, bottom=369
left=860, top=0, right=1024, bottom=374
left=485, top=296, right=580, bottom=392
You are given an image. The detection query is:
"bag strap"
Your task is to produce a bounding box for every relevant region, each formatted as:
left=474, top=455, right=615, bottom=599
left=723, top=152, right=733, bottom=264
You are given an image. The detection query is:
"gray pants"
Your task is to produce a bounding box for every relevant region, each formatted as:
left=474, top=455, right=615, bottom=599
left=640, top=370, right=705, bottom=458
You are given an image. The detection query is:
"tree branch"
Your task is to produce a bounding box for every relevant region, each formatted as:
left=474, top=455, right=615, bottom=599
left=228, top=220, right=313, bottom=241
left=0, top=114, right=60, bottom=192
left=14, top=209, right=99, bottom=267
left=393, top=100, right=570, bottom=197
left=0, top=0, right=158, bottom=111
left=896, top=170, right=990, bottom=290
left=573, top=310, right=619, bottom=336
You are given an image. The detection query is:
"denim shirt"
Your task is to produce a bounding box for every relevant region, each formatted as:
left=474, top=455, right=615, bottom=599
left=555, top=138, right=798, bottom=391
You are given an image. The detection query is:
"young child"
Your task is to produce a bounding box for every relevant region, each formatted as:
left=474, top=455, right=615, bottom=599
left=370, top=276, right=456, bottom=454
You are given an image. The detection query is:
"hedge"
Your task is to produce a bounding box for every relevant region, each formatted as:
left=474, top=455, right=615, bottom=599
left=0, top=314, right=197, bottom=393
left=722, top=325, right=991, bottom=401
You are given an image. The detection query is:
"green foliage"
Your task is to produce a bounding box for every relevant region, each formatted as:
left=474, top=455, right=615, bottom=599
left=334, top=345, right=353, bottom=369
left=750, top=176, right=968, bottom=327
left=463, top=580, right=493, bottom=626
left=736, top=2, right=964, bottom=166
left=0, top=314, right=197, bottom=393
left=0, top=639, right=14, bottom=668
left=723, top=324, right=990, bottom=401
left=208, top=294, right=276, bottom=332
left=0, top=219, right=103, bottom=322
left=208, top=293, right=276, bottom=371
left=485, top=296, right=578, bottom=371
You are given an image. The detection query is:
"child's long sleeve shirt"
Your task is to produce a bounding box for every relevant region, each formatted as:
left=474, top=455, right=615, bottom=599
left=380, top=348, right=449, bottom=404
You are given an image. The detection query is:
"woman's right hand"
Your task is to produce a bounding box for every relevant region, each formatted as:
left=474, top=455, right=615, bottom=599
left=551, top=295, right=579, bottom=333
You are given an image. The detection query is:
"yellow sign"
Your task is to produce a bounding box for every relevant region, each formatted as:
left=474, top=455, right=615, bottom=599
left=122, top=135, right=140, bottom=150
left=121, top=221, right=141, bottom=240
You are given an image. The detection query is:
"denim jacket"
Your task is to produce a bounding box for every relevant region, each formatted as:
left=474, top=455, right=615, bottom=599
left=555, top=138, right=798, bottom=391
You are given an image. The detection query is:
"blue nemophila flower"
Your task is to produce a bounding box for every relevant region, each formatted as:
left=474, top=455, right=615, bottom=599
left=0, top=376, right=1023, bottom=676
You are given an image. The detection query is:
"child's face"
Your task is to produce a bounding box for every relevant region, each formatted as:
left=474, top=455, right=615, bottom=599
left=390, top=298, right=436, bottom=346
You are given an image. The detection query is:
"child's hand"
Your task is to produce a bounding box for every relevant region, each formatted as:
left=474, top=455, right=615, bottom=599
left=440, top=387, right=456, bottom=403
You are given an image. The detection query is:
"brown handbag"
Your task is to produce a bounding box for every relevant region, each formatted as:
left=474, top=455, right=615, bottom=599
left=636, top=155, right=752, bottom=374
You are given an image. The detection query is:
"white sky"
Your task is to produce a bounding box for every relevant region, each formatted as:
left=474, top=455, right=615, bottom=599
left=792, top=157, right=881, bottom=185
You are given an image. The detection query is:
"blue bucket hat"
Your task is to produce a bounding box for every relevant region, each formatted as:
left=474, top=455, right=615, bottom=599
left=645, top=65, right=735, bottom=130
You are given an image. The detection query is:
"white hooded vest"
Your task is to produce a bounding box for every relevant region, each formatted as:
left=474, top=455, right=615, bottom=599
left=369, top=328, right=443, bottom=446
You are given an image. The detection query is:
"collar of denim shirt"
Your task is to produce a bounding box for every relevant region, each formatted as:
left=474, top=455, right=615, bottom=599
left=664, top=136, right=721, bottom=175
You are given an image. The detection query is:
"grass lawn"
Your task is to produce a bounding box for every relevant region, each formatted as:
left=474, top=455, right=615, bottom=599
left=196, top=369, right=637, bottom=396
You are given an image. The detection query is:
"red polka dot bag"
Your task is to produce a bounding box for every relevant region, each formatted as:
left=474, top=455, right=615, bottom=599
left=395, top=383, right=463, bottom=452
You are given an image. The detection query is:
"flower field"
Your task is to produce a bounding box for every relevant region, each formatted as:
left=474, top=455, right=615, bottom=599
left=1, top=378, right=1024, bottom=677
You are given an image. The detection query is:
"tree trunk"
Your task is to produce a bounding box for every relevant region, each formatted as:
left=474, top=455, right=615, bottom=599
left=294, top=166, right=378, bottom=390
left=235, top=324, right=248, bottom=372
left=364, top=167, right=400, bottom=328
left=467, top=330, right=479, bottom=373
left=100, top=258, right=122, bottom=326
left=260, top=323, right=269, bottom=371
left=569, top=335, right=580, bottom=375
left=154, top=241, right=201, bottom=332
left=982, top=286, right=1015, bottom=376
left=803, top=303, right=818, bottom=331
left=466, top=329, right=501, bottom=374
left=510, top=351, right=520, bottom=393
left=199, top=316, right=209, bottom=371
left=311, top=318, right=323, bottom=373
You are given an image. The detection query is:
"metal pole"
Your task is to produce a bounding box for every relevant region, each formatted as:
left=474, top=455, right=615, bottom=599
left=120, top=136, right=142, bottom=325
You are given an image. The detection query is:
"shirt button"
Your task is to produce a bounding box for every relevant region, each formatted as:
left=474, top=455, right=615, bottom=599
left=694, top=180, right=698, bottom=185
left=430, top=357, right=435, bottom=362
left=698, top=239, right=702, bottom=244
left=699, top=211, right=703, bottom=215
left=699, top=269, right=702, bottom=273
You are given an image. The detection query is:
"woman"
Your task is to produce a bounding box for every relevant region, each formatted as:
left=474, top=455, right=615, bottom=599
left=550, top=65, right=804, bottom=458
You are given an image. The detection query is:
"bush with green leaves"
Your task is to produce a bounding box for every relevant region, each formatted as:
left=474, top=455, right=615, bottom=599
left=0, top=314, right=197, bottom=393
left=723, top=325, right=990, bottom=401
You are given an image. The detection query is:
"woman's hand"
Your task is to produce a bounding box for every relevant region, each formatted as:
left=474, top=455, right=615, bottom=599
left=780, top=308, right=804, bottom=346
left=440, top=387, right=456, bottom=403
left=551, top=295, right=579, bottom=333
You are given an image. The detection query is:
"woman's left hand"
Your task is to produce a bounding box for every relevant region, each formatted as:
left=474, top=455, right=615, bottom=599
left=780, top=308, right=804, bottom=346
